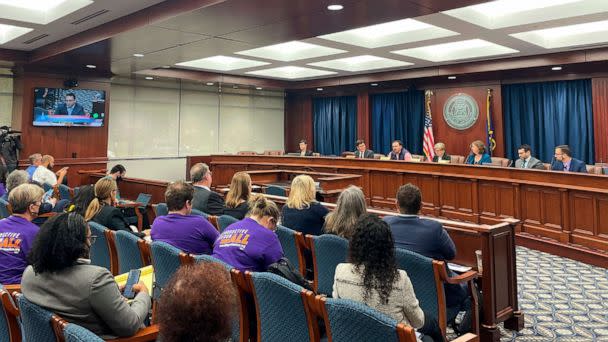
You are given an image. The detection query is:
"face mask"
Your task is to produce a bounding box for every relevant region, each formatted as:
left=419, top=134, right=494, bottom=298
left=116, top=176, right=123, bottom=182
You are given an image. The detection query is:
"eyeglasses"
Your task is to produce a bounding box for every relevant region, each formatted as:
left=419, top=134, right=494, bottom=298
left=88, top=235, right=98, bottom=244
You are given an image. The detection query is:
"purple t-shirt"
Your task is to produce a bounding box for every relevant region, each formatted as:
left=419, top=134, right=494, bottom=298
left=0, top=216, right=39, bottom=284
left=212, top=218, right=283, bottom=272
left=151, top=214, right=219, bottom=255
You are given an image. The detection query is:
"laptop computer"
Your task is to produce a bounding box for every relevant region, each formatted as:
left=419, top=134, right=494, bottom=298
left=134, top=193, right=152, bottom=207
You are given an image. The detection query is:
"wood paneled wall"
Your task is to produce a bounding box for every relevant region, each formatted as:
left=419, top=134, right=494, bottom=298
left=592, top=78, right=608, bottom=163
left=284, top=93, right=313, bottom=153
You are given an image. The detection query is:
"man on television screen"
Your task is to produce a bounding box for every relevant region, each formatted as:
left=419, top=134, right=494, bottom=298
left=54, top=93, right=85, bottom=116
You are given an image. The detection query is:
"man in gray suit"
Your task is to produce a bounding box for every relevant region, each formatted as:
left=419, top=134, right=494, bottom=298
left=515, top=144, right=544, bottom=170
left=190, top=162, right=224, bottom=215
left=354, top=139, right=374, bottom=159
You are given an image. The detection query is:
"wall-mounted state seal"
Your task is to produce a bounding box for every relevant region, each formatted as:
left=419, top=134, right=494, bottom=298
left=443, top=93, right=479, bottom=130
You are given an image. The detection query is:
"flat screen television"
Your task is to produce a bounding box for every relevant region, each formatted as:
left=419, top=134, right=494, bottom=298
left=33, top=87, right=106, bottom=127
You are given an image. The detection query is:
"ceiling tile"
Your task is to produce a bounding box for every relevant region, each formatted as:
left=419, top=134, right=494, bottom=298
left=511, top=19, right=608, bottom=49
left=246, top=66, right=337, bottom=79
left=392, top=39, right=518, bottom=62
left=308, top=55, right=413, bottom=72
left=236, top=41, right=346, bottom=62
left=176, top=55, right=270, bottom=71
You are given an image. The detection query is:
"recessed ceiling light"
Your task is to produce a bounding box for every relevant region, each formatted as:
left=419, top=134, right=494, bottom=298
left=308, top=55, right=412, bottom=72
left=318, top=18, right=458, bottom=49
left=552, top=66, right=562, bottom=71
left=392, top=39, right=518, bottom=62
left=0, top=0, right=93, bottom=24
left=176, top=55, right=269, bottom=71
left=145, top=77, right=154, bottom=80
left=317, top=88, right=324, bottom=91
left=327, top=4, right=343, bottom=10
left=256, top=87, right=263, bottom=90
left=133, top=53, right=144, bottom=58
left=448, top=76, right=457, bottom=80
left=233, top=85, right=239, bottom=89
left=0, top=0, right=74, bottom=10
left=161, top=65, right=171, bottom=68
left=371, top=83, right=378, bottom=86
left=206, top=82, right=214, bottom=86
left=511, top=19, right=608, bottom=49
left=246, top=66, right=337, bottom=80
left=85, top=64, right=96, bottom=69
left=0, top=23, right=33, bottom=44
left=237, top=41, right=346, bottom=62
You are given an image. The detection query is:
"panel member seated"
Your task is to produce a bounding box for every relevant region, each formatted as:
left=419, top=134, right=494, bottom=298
left=515, top=144, right=544, bottom=170
left=388, top=140, right=412, bottom=161
left=223, top=172, right=252, bottom=220
left=354, top=139, right=374, bottom=159
left=550, top=145, right=587, bottom=173
left=465, top=140, right=491, bottom=165
left=190, top=163, right=224, bottom=215
left=298, top=139, right=313, bottom=156
left=151, top=181, right=219, bottom=255
left=432, top=142, right=451, bottom=163
left=53, top=93, right=85, bottom=116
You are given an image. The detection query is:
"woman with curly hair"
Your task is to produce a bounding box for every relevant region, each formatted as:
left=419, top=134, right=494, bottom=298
left=333, top=214, right=425, bottom=331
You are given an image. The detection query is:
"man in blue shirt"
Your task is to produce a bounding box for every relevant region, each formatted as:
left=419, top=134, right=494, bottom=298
left=25, top=153, right=42, bottom=180
left=550, top=145, right=587, bottom=173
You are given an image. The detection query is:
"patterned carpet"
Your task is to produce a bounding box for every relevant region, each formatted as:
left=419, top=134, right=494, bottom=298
left=496, top=247, right=608, bottom=341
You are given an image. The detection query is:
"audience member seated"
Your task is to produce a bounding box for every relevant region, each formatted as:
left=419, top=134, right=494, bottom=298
left=432, top=142, right=451, bottom=163
left=515, top=144, right=544, bottom=170
left=388, top=140, right=412, bottom=161
left=212, top=195, right=283, bottom=272
left=0, top=163, right=6, bottom=198
left=333, top=214, right=428, bottom=340
left=223, top=171, right=252, bottom=220
left=65, top=184, right=95, bottom=216
left=3, top=170, right=29, bottom=201
left=3, top=170, right=65, bottom=220
left=25, top=153, right=42, bottom=180
left=21, top=212, right=151, bottom=338
left=281, top=175, right=328, bottom=236
left=298, top=139, right=313, bottom=156
left=354, top=139, right=374, bottom=159
left=151, top=181, right=219, bottom=255
left=551, top=145, right=587, bottom=173
left=465, top=140, right=491, bottom=165
left=323, top=186, right=367, bottom=239
left=85, top=178, right=144, bottom=237
left=32, top=154, right=68, bottom=187
left=157, top=262, right=235, bottom=342
left=190, top=162, right=224, bottom=215
left=0, top=184, right=43, bottom=284
left=383, top=184, right=471, bottom=334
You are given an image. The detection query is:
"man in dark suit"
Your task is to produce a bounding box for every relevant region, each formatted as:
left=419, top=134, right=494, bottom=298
left=515, top=144, right=544, bottom=170
left=383, top=183, right=471, bottom=335
left=54, top=93, right=85, bottom=116
left=298, top=139, right=313, bottom=156
left=354, top=139, right=374, bottom=159
left=190, top=162, right=224, bottom=215
left=550, top=145, right=587, bottom=173
left=432, top=142, right=451, bottom=163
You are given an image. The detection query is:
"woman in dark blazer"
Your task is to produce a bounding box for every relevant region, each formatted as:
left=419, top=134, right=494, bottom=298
left=465, top=140, right=492, bottom=165
left=432, top=142, right=451, bottom=163
left=281, top=175, right=328, bottom=236
left=223, top=172, right=251, bottom=220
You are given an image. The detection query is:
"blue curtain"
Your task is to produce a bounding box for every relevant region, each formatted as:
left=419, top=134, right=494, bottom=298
left=313, top=96, right=357, bottom=156
left=371, top=90, right=425, bottom=155
left=503, top=79, right=594, bottom=164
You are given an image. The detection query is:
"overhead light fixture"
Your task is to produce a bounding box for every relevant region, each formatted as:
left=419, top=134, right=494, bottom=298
left=176, top=55, right=269, bottom=71
left=511, top=19, right=608, bottom=49
left=0, top=23, right=33, bottom=44
left=317, top=88, right=324, bottom=91
left=0, top=0, right=93, bottom=24
left=206, top=82, right=214, bottom=86
left=161, top=65, right=171, bottom=68
left=246, top=66, right=337, bottom=80
left=448, top=76, right=457, bottom=80
left=256, top=87, right=263, bottom=90
left=133, top=53, right=144, bottom=57
left=85, top=64, right=96, bottom=69
left=237, top=41, right=346, bottom=62
left=233, top=85, right=239, bottom=89
left=308, top=55, right=412, bottom=72
left=327, top=4, right=343, bottom=10
left=371, top=83, right=378, bottom=86
left=552, top=66, right=562, bottom=71
left=145, top=77, right=154, bottom=80
left=392, top=39, right=518, bottom=62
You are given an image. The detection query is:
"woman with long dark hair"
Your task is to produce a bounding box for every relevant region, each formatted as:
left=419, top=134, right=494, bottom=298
left=333, top=214, right=424, bottom=331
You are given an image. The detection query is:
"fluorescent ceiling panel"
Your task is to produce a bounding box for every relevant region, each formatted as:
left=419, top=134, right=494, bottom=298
left=0, top=23, right=33, bottom=44
left=318, top=18, right=459, bottom=48
left=175, top=55, right=270, bottom=71
left=511, top=19, right=608, bottom=49
left=443, top=0, right=608, bottom=29
left=236, top=41, right=346, bottom=62
left=308, top=55, right=413, bottom=72
left=0, top=0, right=93, bottom=24
left=392, top=39, right=518, bottom=62
left=246, top=66, right=337, bottom=80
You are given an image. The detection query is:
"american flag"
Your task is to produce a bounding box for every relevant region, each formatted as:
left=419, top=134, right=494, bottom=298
left=423, top=90, right=435, bottom=160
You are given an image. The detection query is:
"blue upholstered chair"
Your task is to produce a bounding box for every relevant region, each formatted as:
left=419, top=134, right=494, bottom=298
left=218, top=215, right=238, bottom=232
left=57, top=184, right=72, bottom=201
left=191, top=208, right=206, bottom=217
left=194, top=254, right=233, bottom=271
left=88, top=222, right=114, bottom=274
left=307, top=234, right=349, bottom=295
left=265, top=185, right=286, bottom=197
left=63, top=323, right=104, bottom=342
left=150, top=241, right=189, bottom=300
left=58, top=318, right=160, bottom=342
left=247, top=272, right=311, bottom=342
left=0, top=198, right=10, bottom=219
left=276, top=225, right=305, bottom=275
left=16, top=294, right=55, bottom=342
left=395, top=248, right=479, bottom=338
left=114, top=230, right=146, bottom=274
left=0, top=284, right=21, bottom=342
left=154, top=203, right=169, bottom=217
left=323, top=297, right=418, bottom=342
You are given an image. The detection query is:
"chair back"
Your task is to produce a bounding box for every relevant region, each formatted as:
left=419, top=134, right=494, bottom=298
left=586, top=165, right=602, bottom=175
left=150, top=241, right=185, bottom=299
left=16, top=294, right=55, bottom=342
left=194, top=254, right=234, bottom=271
left=248, top=272, right=311, bottom=342
left=265, top=185, right=286, bottom=197
left=218, top=215, right=238, bottom=232
left=115, top=230, right=145, bottom=274
left=191, top=208, right=205, bottom=217
left=342, top=151, right=355, bottom=158
left=451, top=155, right=465, bottom=164
left=394, top=248, right=441, bottom=326
left=276, top=225, right=304, bottom=274
left=63, top=323, right=104, bottom=342
left=263, top=150, right=284, bottom=156
left=308, top=234, right=349, bottom=295
left=0, top=198, right=10, bottom=219
left=323, top=297, right=416, bottom=342
left=0, top=284, right=21, bottom=342
left=57, top=184, right=72, bottom=201
left=154, top=203, right=168, bottom=217
left=490, top=157, right=511, bottom=167
left=373, top=153, right=384, bottom=159
left=88, top=222, right=113, bottom=273
left=410, top=154, right=425, bottom=162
